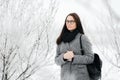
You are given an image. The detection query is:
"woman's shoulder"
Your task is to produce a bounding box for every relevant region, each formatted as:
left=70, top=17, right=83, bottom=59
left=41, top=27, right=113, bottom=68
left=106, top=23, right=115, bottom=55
left=82, top=34, right=89, bottom=40
left=76, top=33, right=88, bottom=39
left=76, top=33, right=90, bottom=43
left=81, top=34, right=92, bottom=47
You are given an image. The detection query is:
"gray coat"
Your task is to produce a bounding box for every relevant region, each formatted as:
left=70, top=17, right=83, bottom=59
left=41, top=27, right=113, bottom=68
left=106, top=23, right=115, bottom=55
left=55, top=33, right=94, bottom=80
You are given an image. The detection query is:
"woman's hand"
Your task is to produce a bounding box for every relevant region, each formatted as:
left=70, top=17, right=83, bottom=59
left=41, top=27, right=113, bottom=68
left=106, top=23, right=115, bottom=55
left=63, top=51, right=74, bottom=61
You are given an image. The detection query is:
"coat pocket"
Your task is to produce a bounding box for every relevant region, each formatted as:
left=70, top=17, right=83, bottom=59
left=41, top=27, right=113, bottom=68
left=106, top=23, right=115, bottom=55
left=77, top=65, right=85, bottom=69
left=77, top=65, right=87, bottom=74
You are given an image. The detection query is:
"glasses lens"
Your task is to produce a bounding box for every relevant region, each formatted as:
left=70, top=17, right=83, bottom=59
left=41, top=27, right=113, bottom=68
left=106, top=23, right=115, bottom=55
left=66, top=20, right=75, bottom=24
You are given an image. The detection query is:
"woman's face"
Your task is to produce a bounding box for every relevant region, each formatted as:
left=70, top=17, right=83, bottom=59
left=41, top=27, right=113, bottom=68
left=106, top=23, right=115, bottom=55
left=66, top=15, right=77, bottom=31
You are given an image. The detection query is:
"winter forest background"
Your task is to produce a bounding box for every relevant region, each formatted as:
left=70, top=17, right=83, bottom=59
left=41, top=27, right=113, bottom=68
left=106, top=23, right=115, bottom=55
left=0, top=0, right=120, bottom=80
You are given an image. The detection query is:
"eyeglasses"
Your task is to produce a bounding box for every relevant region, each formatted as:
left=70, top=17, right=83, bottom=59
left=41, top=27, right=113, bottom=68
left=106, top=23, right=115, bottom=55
left=66, top=20, right=75, bottom=25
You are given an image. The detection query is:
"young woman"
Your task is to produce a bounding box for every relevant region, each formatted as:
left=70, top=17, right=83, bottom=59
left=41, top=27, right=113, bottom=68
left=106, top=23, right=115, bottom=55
left=55, top=13, right=94, bottom=80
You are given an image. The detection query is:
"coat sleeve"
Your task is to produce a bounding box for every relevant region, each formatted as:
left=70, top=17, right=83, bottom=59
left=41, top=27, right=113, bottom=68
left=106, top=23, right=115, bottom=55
left=54, top=45, right=67, bottom=66
left=72, top=35, right=94, bottom=65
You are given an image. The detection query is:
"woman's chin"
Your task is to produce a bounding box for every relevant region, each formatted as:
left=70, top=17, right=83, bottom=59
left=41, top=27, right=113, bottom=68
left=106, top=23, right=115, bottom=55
left=68, top=29, right=75, bottom=31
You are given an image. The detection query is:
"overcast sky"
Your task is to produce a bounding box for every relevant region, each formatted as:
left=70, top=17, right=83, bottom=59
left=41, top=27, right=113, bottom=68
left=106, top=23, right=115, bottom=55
left=0, top=0, right=120, bottom=80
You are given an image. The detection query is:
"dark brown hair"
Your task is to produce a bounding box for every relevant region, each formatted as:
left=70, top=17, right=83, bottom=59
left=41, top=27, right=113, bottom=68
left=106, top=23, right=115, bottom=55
left=56, top=13, right=84, bottom=45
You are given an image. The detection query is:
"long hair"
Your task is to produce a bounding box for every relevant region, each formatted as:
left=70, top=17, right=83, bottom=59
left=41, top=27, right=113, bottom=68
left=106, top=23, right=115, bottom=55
left=56, top=13, right=84, bottom=45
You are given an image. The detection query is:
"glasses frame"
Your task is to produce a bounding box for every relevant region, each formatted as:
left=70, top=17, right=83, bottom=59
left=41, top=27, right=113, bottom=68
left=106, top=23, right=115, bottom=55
left=66, top=20, right=75, bottom=25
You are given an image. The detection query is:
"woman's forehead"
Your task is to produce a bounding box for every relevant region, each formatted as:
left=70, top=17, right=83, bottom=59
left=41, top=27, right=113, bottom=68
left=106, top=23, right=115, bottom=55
left=66, top=16, right=74, bottom=20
